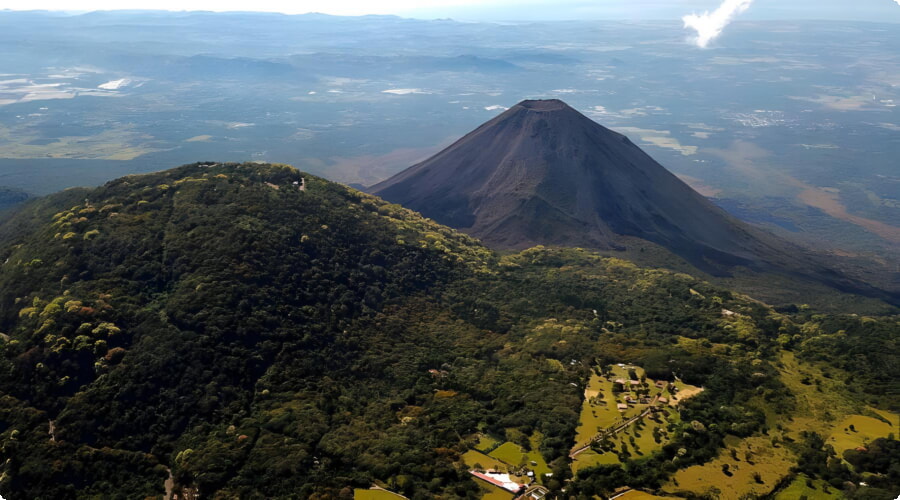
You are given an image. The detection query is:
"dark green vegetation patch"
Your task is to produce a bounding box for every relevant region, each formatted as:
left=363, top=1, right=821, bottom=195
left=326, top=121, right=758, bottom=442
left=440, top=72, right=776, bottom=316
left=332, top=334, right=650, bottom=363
left=0, top=163, right=895, bottom=499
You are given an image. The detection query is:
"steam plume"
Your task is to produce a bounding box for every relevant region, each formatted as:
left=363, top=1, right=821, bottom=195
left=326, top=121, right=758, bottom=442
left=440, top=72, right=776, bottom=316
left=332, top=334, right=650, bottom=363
left=683, top=0, right=755, bottom=48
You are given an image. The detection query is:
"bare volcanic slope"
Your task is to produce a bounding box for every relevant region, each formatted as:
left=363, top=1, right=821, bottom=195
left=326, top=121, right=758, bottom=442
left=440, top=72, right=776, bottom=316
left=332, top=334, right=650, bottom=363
left=372, top=100, right=898, bottom=303
left=372, top=99, right=787, bottom=274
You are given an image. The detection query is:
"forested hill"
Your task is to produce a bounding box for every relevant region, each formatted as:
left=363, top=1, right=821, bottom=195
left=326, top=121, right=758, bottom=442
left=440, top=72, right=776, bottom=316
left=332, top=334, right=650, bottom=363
left=0, top=163, right=896, bottom=499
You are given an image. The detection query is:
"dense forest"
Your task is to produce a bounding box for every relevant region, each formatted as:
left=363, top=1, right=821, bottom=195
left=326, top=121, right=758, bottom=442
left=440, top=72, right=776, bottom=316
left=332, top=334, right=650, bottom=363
left=0, top=163, right=895, bottom=499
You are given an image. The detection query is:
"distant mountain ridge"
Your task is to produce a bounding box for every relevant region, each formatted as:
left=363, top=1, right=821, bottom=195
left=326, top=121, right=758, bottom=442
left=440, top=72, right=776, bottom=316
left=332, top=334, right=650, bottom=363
left=372, top=99, right=898, bottom=303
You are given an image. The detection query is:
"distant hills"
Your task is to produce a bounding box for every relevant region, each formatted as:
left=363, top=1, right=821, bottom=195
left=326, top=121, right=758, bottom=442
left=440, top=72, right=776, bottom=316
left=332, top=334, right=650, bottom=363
left=372, top=99, right=899, bottom=305
left=0, top=187, right=29, bottom=212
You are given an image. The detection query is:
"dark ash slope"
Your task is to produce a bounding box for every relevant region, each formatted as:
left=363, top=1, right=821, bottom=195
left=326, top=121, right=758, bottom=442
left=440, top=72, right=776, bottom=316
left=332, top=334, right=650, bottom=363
left=372, top=99, right=897, bottom=304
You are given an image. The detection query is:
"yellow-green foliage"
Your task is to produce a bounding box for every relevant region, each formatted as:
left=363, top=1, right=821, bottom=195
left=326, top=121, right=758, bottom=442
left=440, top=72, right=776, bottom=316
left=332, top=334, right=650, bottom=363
left=73, top=335, right=93, bottom=351
left=91, top=322, right=121, bottom=338
left=40, top=297, right=66, bottom=320
left=83, top=230, right=100, bottom=240
left=18, top=307, right=37, bottom=318
left=357, top=194, right=494, bottom=271
left=721, top=315, right=760, bottom=343
left=173, top=177, right=207, bottom=185
left=61, top=232, right=77, bottom=240
left=99, top=204, right=122, bottom=213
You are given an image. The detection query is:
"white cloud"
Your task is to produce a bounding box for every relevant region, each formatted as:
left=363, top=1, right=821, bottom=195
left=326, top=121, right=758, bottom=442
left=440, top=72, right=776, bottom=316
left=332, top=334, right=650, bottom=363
left=683, top=0, right=754, bottom=48
left=382, top=88, right=431, bottom=95
left=98, top=78, right=131, bottom=90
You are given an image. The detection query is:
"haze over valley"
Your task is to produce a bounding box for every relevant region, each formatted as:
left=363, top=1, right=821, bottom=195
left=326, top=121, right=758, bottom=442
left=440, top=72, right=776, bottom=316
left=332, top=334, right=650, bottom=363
left=1, top=11, right=899, bottom=265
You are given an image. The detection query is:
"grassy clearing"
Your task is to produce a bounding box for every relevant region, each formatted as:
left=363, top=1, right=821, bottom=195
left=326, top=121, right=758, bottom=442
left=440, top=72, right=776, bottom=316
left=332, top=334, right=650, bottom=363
left=525, top=433, right=552, bottom=477
left=489, top=442, right=526, bottom=465
left=463, top=450, right=509, bottom=472
left=662, top=352, right=858, bottom=499
left=475, top=480, right=514, bottom=500
left=828, top=411, right=899, bottom=454
left=777, top=351, right=858, bottom=438
left=484, top=434, right=551, bottom=478
left=571, top=448, right=620, bottom=473
left=474, top=434, right=501, bottom=452
left=354, top=488, right=406, bottom=499
left=574, top=372, right=622, bottom=447
left=774, top=474, right=841, bottom=500
left=778, top=352, right=898, bottom=456
left=617, top=491, right=683, bottom=500
left=571, top=365, right=694, bottom=472
left=663, top=435, right=795, bottom=500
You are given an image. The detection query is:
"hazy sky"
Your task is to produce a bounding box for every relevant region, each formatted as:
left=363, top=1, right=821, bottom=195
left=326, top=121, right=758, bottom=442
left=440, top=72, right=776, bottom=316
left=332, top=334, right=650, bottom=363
left=2, top=0, right=899, bottom=22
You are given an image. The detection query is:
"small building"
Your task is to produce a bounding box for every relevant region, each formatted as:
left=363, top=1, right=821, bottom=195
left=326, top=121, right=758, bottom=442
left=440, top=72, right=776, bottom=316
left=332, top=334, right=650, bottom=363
left=658, top=397, right=669, bottom=405
left=526, top=485, right=550, bottom=500
left=655, top=380, right=668, bottom=389
left=617, top=403, right=628, bottom=411
left=614, top=378, right=626, bottom=385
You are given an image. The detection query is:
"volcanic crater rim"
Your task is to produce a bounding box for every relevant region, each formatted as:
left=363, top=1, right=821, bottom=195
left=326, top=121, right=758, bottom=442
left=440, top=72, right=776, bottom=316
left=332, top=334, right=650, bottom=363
left=518, top=99, right=568, bottom=111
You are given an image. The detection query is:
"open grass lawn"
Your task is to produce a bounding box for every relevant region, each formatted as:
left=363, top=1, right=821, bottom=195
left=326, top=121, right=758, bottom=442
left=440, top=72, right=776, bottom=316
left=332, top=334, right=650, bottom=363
left=663, top=435, right=796, bottom=500
left=618, top=416, right=670, bottom=458
left=354, top=488, right=406, bottom=499
left=463, top=450, right=509, bottom=472
left=525, top=433, right=552, bottom=477
left=485, top=434, right=551, bottom=478
left=571, top=448, right=621, bottom=473
left=489, top=442, right=527, bottom=466
left=475, top=434, right=501, bottom=452
left=774, top=474, right=841, bottom=500
left=574, top=372, right=622, bottom=447
left=828, top=409, right=899, bottom=454
left=475, top=480, right=514, bottom=500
